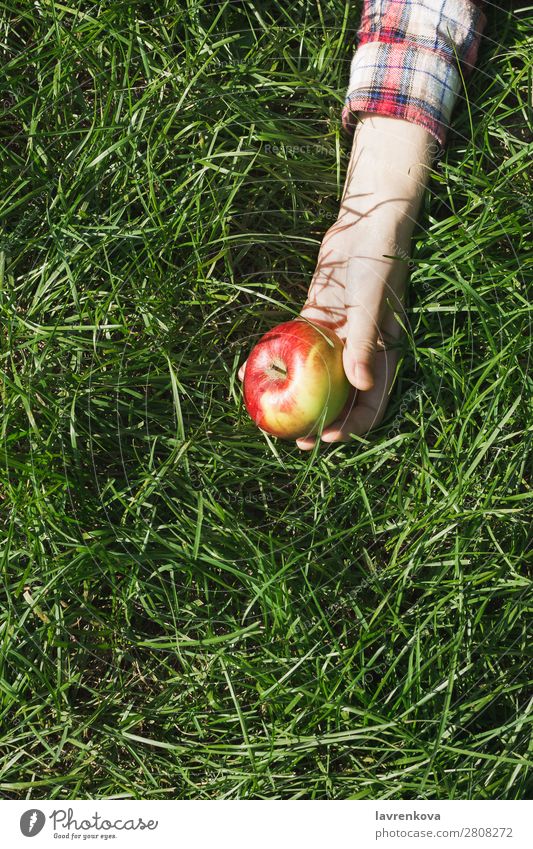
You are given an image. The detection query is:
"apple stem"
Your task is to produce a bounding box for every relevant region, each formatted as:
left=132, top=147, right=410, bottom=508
left=270, top=362, right=287, bottom=377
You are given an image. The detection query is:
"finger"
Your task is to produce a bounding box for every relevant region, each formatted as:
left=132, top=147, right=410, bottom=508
left=320, top=401, right=382, bottom=442
left=342, top=232, right=412, bottom=391
left=238, top=361, right=246, bottom=382
left=343, top=331, right=378, bottom=392
left=295, top=387, right=356, bottom=450
left=321, top=345, right=401, bottom=443
left=343, top=269, right=386, bottom=391
left=295, top=435, right=317, bottom=451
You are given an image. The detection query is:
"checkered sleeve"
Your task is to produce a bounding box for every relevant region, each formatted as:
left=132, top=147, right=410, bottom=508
left=342, top=0, right=487, bottom=147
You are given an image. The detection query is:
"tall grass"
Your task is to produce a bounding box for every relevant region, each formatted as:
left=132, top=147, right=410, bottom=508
left=0, top=0, right=531, bottom=798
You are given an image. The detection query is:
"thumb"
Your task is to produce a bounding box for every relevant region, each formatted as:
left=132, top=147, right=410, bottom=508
left=343, top=299, right=383, bottom=391
left=343, top=332, right=377, bottom=391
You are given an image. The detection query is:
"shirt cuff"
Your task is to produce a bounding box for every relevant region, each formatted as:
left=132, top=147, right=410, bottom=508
left=342, top=0, right=487, bottom=148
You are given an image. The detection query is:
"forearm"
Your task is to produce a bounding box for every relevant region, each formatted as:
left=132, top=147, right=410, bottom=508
left=295, top=0, right=488, bottom=444
left=337, top=112, right=434, bottom=234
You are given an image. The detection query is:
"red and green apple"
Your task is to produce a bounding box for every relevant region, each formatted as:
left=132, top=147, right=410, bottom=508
left=242, top=318, right=351, bottom=439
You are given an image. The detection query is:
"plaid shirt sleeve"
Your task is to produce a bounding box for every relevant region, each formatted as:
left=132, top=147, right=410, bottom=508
left=342, top=0, right=487, bottom=147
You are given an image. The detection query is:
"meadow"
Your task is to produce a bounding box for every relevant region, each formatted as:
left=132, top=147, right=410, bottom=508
left=0, top=0, right=531, bottom=798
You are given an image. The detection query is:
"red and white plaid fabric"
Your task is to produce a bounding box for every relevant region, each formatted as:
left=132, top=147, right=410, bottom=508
left=342, top=0, right=487, bottom=146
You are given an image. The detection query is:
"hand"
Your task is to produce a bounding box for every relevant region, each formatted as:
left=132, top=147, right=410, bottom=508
left=294, top=210, right=411, bottom=449
left=239, top=113, right=435, bottom=449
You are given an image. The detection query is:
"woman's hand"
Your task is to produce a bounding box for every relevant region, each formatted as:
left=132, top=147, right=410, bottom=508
left=239, top=113, right=435, bottom=448
left=294, top=216, right=408, bottom=449
left=297, top=113, right=436, bottom=448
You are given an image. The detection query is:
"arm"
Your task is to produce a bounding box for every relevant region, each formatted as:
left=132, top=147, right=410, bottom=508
left=296, top=0, right=487, bottom=449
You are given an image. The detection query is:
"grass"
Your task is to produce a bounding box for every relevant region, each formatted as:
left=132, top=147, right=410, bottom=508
left=0, top=0, right=531, bottom=800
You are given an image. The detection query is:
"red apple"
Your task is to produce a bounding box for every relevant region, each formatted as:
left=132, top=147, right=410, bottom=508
left=242, top=318, right=351, bottom=439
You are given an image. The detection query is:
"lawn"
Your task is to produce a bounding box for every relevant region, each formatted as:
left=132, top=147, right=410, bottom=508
left=0, top=0, right=531, bottom=799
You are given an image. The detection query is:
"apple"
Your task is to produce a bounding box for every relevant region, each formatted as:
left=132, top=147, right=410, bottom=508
left=242, top=318, right=351, bottom=439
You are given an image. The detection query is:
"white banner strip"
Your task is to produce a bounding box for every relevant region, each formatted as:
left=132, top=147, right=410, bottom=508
left=1, top=799, right=531, bottom=848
